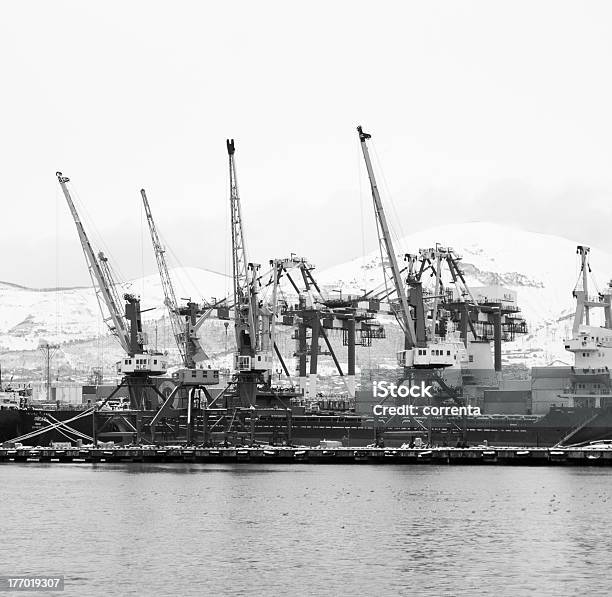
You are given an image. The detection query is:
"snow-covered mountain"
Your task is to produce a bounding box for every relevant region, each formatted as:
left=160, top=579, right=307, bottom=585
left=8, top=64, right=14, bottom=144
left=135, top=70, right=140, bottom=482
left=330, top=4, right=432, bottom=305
left=1, top=222, right=609, bottom=376
left=0, top=267, right=232, bottom=352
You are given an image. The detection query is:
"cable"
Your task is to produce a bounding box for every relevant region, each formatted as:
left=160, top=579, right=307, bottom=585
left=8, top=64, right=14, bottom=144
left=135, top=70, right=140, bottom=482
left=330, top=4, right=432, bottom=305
left=55, top=182, right=61, bottom=343
left=69, top=182, right=129, bottom=285
left=358, top=138, right=367, bottom=292
left=140, top=194, right=145, bottom=299
left=371, top=140, right=407, bottom=254
left=224, top=166, right=231, bottom=301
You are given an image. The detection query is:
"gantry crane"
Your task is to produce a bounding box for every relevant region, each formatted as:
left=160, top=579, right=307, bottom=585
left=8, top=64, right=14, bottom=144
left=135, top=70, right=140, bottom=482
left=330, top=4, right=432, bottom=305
left=406, top=246, right=527, bottom=372
left=266, top=255, right=386, bottom=399
left=56, top=172, right=169, bottom=421
left=571, top=245, right=612, bottom=334
left=405, top=245, right=481, bottom=344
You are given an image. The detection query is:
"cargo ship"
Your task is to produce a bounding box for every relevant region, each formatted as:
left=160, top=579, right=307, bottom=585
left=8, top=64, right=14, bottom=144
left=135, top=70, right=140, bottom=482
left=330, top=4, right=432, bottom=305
left=4, top=400, right=612, bottom=448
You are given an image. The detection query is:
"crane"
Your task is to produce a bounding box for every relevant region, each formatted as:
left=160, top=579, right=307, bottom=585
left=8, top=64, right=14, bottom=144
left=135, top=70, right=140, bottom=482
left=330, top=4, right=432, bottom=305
left=407, top=246, right=481, bottom=341
left=56, top=172, right=167, bottom=414
left=141, top=188, right=211, bottom=368
left=141, top=189, right=184, bottom=360
left=572, top=245, right=612, bottom=334
left=357, top=126, right=418, bottom=360
left=227, top=139, right=274, bottom=384
left=357, top=127, right=469, bottom=371
left=56, top=173, right=131, bottom=355
left=140, top=187, right=228, bottom=442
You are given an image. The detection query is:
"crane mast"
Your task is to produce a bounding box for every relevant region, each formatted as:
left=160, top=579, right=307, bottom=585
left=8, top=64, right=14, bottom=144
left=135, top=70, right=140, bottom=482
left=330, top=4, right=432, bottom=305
left=227, top=139, right=264, bottom=371
left=56, top=172, right=131, bottom=355
left=140, top=188, right=188, bottom=364
left=357, top=127, right=417, bottom=349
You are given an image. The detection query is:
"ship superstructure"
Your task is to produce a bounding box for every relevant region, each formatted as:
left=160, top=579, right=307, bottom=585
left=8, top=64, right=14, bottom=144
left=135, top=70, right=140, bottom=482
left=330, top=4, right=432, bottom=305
left=562, top=245, right=612, bottom=407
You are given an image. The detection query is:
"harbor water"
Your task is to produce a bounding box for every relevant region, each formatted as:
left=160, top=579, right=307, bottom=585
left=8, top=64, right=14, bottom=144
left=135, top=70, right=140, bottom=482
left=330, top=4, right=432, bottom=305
left=1, top=464, right=611, bottom=596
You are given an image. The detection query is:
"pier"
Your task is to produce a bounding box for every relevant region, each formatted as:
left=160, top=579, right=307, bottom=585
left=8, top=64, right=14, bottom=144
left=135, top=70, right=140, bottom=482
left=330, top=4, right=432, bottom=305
left=2, top=446, right=612, bottom=466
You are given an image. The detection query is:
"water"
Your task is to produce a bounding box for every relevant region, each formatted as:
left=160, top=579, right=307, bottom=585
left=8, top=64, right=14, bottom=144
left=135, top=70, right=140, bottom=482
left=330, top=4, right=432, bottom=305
left=1, top=464, right=611, bottom=596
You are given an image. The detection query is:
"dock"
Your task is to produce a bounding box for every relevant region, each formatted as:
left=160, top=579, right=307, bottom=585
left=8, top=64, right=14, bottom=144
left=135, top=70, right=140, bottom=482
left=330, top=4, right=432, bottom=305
left=2, top=446, right=612, bottom=466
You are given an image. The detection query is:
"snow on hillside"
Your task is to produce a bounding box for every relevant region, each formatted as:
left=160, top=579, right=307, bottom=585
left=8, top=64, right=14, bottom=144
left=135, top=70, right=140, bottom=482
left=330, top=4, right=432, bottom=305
left=0, top=283, right=99, bottom=351
left=2, top=222, right=611, bottom=371
left=0, top=266, right=231, bottom=352
left=121, top=266, right=232, bottom=316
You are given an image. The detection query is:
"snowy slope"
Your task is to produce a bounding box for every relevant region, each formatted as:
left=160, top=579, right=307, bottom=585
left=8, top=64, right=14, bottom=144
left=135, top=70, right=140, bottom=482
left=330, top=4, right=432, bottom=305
left=1, top=222, right=610, bottom=372
left=0, top=266, right=231, bottom=352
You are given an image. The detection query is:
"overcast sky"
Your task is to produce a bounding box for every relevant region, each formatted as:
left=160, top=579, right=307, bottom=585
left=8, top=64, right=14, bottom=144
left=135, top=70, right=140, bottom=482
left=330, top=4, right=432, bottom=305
left=2, top=1, right=612, bottom=288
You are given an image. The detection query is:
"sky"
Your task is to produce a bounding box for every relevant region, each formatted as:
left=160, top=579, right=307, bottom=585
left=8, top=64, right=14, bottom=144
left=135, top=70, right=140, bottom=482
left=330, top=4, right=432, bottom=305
left=2, top=1, right=612, bottom=288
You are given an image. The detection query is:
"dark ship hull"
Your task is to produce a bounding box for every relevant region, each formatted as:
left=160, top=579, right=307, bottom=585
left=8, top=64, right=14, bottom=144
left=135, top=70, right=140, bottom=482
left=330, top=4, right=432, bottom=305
left=0, top=409, right=92, bottom=446
left=0, top=409, right=34, bottom=443
left=3, top=406, right=612, bottom=448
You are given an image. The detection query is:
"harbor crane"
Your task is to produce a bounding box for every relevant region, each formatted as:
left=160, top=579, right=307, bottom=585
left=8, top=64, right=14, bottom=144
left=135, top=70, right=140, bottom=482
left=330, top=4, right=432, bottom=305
left=357, top=126, right=459, bottom=370
left=140, top=188, right=213, bottom=368
left=356, top=129, right=528, bottom=377
left=192, top=140, right=298, bottom=444
left=212, top=138, right=387, bottom=443
left=267, top=256, right=386, bottom=399
left=227, top=139, right=275, bottom=406
left=572, top=245, right=612, bottom=334
left=56, top=172, right=169, bottom=417
left=224, top=143, right=381, bottom=403
left=141, top=188, right=187, bottom=363
left=357, top=126, right=417, bottom=353
left=140, top=188, right=221, bottom=441
left=405, top=246, right=527, bottom=372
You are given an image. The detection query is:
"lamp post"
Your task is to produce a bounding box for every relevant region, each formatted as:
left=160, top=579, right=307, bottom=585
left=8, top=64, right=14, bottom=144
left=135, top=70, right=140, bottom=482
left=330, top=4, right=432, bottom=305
left=39, top=342, right=59, bottom=402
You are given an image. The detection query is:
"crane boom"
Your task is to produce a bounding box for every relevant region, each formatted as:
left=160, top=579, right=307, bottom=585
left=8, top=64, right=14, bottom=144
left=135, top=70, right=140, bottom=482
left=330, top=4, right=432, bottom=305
left=56, top=172, right=131, bottom=354
left=140, top=189, right=187, bottom=364
left=226, top=139, right=275, bottom=385
left=357, top=127, right=417, bottom=348
left=227, top=139, right=257, bottom=356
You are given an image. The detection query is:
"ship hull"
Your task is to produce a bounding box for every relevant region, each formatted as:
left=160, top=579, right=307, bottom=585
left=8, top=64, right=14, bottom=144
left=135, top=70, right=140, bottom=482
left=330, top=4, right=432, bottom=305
left=0, top=409, right=34, bottom=443
left=3, top=407, right=612, bottom=448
